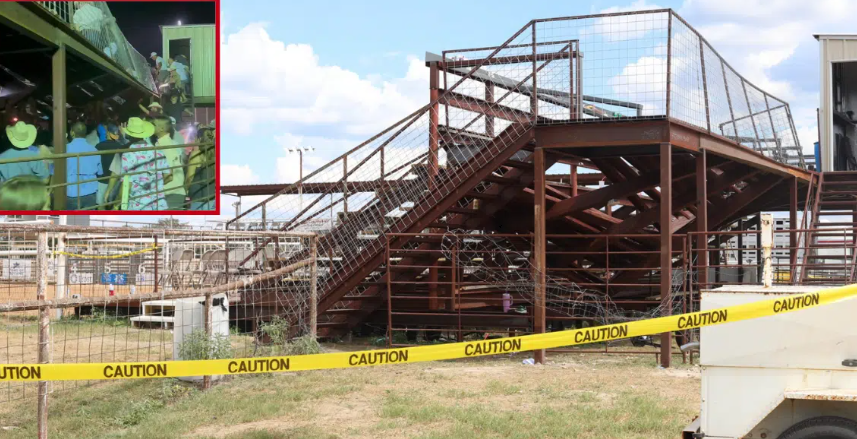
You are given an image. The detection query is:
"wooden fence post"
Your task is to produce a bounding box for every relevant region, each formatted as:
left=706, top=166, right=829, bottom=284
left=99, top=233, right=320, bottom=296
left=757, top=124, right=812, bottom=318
left=36, top=231, right=50, bottom=439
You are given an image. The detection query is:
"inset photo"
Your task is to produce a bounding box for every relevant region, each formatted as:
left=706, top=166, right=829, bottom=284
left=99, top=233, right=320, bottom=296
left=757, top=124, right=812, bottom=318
left=0, top=1, right=217, bottom=212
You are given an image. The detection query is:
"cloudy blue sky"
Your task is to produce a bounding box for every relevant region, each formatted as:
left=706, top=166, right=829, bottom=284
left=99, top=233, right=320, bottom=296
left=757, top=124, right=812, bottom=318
left=97, top=0, right=857, bottom=225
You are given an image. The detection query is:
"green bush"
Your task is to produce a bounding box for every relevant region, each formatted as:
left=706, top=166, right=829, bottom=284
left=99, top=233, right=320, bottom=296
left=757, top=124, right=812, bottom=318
left=257, top=317, right=320, bottom=356
left=177, top=329, right=233, bottom=361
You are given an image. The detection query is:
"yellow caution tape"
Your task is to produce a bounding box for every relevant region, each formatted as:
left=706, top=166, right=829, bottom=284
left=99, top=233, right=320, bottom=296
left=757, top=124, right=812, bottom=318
left=0, top=284, right=853, bottom=382
left=53, top=245, right=160, bottom=259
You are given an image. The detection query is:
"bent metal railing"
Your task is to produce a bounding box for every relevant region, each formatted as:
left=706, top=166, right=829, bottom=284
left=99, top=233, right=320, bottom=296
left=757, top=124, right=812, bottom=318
left=229, top=10, right=809, bottom=320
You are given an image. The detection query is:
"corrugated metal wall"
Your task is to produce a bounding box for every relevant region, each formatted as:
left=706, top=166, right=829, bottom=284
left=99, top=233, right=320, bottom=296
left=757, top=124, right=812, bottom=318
left=818, top=36, right=857, bottom=171
left=162, top=25, right=216, bottom=99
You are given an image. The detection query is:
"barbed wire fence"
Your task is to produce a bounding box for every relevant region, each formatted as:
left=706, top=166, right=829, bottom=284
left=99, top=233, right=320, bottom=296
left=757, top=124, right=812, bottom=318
left=0, top=224, right=318, bottom=435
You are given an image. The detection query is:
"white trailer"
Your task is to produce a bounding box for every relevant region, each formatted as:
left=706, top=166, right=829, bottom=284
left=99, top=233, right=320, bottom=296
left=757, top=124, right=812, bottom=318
left=684, top=285, right=857, bottom=439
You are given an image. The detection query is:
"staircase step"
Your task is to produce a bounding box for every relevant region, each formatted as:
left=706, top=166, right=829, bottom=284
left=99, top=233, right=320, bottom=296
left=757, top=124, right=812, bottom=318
left=503, top=159, right=532, bottom=169
left=446, top=206, right=480, bottom=215
left=465, top=191, right=499, bottom=200
left=324, top=309, right=360, bottom=314
left=485, top=175, right=520, bottom=185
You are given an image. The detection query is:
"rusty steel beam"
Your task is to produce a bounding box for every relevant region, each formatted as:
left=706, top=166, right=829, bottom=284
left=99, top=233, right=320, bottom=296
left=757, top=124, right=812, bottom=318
left=547, top=160, right=696, bottom=220
left=659, top=142, right=672, bottom=369
left=441, top=89, right=542, bottom=125
left=696, top=150, right=709, bottom=287
left=533, top=148, right=547, bottom=364
left=708, top=175, right=783, bottom=230
left=535, top=120, right=810, bottom=182
left=441, top=51, right=574, bottom=69
left=316, top=126, right=535, bottom=315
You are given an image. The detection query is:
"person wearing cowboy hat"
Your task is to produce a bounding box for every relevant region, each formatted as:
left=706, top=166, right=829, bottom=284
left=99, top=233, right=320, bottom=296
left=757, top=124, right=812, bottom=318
left=106, top=117, right=168, bottom=210
left=186, top=120, right=215, bottom=210
left=65, top=121, right=103, bottom=210
left=138, top=100, right=164, bottom=119
left=0, top=121, right=51, bottom=185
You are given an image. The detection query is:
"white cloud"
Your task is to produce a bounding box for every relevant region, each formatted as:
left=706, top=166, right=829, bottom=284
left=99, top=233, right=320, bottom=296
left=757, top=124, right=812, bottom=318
left=221, top=164, right=261, bottom=186
left=220, top=23, right=428, bottom=137
left=590, top=1, right=667, bottom=42
left=678, top=0, right=857, bottom=150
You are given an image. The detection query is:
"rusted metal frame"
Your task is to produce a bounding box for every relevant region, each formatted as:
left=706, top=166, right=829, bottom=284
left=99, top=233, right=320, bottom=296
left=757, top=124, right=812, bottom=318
left=386, top=240, right=392, bottom=348
left=443, top=51, right=574, bottom=69
left=315, top=127, right=534, bottom=315
left=533, top=147, right=549, bottom=349
left=707, top=176, right=783, bottom=230
left=590, top=158, right=650, bottom=211
left=342, top=158, right=349, bottom=218
left=441, top=90, right=541, bottom=125
left=665, top=13, right=673, bottom=119
left=740, top=81, right=763, bottom=154
left=801, top=173, right=826, bottom=284
left=456, top=41, right=574, bottom=134
left=659, top=142, right=672, bottom=368
left=621, top=156, right=665, bottom=203
left=453, top=238, right=461, bottom=342
left=696, top=150, right=709, bottom=288
left=338, top=143, right=539, bottom=328
left=546, top=163, right=696, bottom=219
left=531, top=22, right=538, bottom=122
left=311, top=237, right=321, bottom=335
left=720, top=60, right=741, bottom=142
left=237, top=116, right=412, bottom=267
left=485, top=83, right=495, bottom=137
left=1, top=258, right=313, bottom=313
left=569, top=42, right=575, bottom=120
left=570, top=163, right=579, bottom=196
left=36, top=231, right=49, bottom=439
left=784, top=104, right=807, bottom=169
left=789, top=177, right=799, bottom=277
left=718, top=104, right=788, bottom=131
left=603, top=165, right=756, bottom=263
left=699, top=39, right=711, bottom=132
left=430, top=61, right=441, bottom=189
left=577, top=42, right=584, bottom=118
left=534, top=8, right=672, bottom=24
left=763, top=94, right=786, bottom=163
left=228, top=104, right=431, bottom=226
left=336, top=143, right=545, bottom=331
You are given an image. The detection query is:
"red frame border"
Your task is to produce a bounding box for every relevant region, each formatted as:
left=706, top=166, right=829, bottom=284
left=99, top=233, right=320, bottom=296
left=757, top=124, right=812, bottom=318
left=1, top=0, right=221, bottom=216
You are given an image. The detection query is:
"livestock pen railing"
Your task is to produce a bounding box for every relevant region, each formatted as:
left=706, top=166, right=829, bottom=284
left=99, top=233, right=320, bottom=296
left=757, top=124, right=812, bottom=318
left=383, top=232, right=692, bottom=364
left=0, top=223, right=318, bottom=434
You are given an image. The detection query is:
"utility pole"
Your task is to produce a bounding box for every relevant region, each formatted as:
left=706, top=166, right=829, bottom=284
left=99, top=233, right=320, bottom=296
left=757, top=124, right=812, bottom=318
left=287, top=146, right=314, bottom=212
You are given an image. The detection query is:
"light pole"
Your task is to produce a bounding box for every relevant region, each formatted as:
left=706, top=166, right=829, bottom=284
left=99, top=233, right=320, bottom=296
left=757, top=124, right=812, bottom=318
left=287, top=146, right=314, bottom=212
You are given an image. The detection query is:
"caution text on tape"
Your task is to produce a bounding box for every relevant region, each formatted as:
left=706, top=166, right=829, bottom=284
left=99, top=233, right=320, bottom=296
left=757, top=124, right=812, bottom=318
left=0, top=285, right=844, bottom=382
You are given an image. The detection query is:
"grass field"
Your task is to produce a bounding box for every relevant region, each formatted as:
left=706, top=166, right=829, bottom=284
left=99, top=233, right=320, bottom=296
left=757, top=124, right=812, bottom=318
left=0, top=347, right=700, bottom=439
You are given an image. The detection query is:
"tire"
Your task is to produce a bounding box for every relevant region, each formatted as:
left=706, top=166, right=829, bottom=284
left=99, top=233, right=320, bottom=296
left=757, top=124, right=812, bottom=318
left=778, top=416, right=857, bottom=439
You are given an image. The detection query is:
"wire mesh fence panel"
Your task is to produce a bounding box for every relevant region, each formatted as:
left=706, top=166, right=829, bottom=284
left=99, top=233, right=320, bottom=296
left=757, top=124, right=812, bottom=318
left=0, top=224, right=318, bottom=404
left=225, top=10, right=809, bottom=341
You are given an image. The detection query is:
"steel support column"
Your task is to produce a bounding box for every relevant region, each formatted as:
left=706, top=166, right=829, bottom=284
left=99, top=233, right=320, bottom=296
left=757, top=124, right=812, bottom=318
left=533, top=148, right=546, bottom=364
left=659, top=142, right=672, bottom=368
left=790, top=177, right=798, bottom=273
left=570, top=163, right=578, bottom=197
left=429, top=62, right=440, bottom=189
left=696, top=150, right=708, bottom=289
left=52, top=44, right=67, bottom=210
